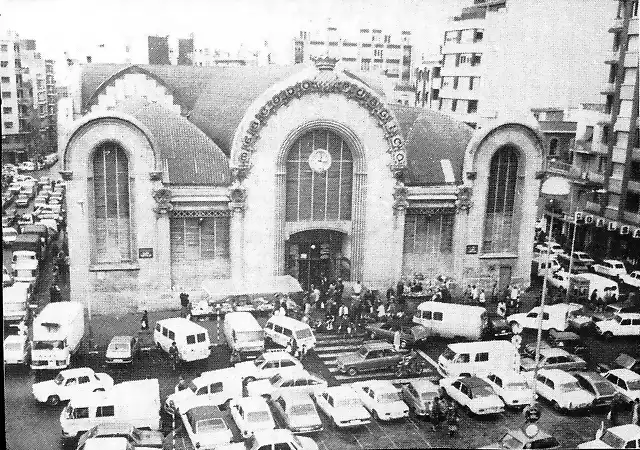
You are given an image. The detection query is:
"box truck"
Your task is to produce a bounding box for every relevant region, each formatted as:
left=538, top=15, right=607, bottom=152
left=437, top=340, right=521, bottom=377
left=31, top=302, right=85, bottom=370
left=60, top=378, right=161, bottom=442
left=412, top=301, right=489, bottom=340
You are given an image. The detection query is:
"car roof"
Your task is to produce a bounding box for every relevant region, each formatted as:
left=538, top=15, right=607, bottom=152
left=59, top=367, right=93, bottom=376
left=109, top=336, right=134, bottom=344
left=276, top=391, right=314, bottom=405
left=4, top=334, right=26, bottom=343
left=574, top=371, right=607, bottom=383
left=539, top=348, right=573, bottom=357
left=185, top=405, right=224, bottom=421
left=156, top=317, right=209, bottom=333
left=539, top=369, right=578, bottom=382
left=324, top=386, right=359, bottom=398
left=603, top=259, right=624, bottom=264
left=355, top=380, right=398, bottom=393
left=91, top=422, right=137, bottom=435
left=261, top=351, right=296, bottom=361
left=606, top=424, right=640, bottom=440
left=487, top=371, right=527, bottom=382
left=459, top=376, right=490, bottom=388
left=362, top=341, right=395, bottom=350
left=607, top=368, right=640, bottom=380
left=237, top=396, right=269, bottom=410
left=251, top=429, right=296, bottom=445
left=408, top=379, right=439, bottom=391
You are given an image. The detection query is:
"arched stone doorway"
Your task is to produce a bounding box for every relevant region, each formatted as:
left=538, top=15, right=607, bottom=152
left=285, top=229, right=349, bottom=290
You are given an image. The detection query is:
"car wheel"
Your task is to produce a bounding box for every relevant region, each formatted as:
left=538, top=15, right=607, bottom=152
left=603, top=331, right=614, bottom=341
left=347, top=367, right=358, bottom=377
left=47, top=395, right=60, bottom=406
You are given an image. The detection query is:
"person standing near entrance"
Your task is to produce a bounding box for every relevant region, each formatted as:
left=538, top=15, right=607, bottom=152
left=353, top=280, right=362, bottom=299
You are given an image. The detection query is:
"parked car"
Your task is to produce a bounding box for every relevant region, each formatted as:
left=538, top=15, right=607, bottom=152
left=531, top=369, right=594, bottom=413
left=483, top=371, right=535, bottom=409
left=335, top=341, right=404, bottom=377
left=218, top=430, right=318, bottom=450
left=364, top=322, right=428, bottom=349
left=245, top=370, right=327, bottom=399
left=81, top=437, right=133, bottom=450
left=396, top=379, right=439, bottom=417
left=271, top=392, right=323, bottom=434
left=32, top=367, right=114, bottom=405
left=76, top=423, right=164, bottom=449
left=3, top=334, right=30, bottom=366
left=105, top=335, right=140, bottom=364
left=481, top=426, right=561, bottom=449
left=229, top=396, right=276, bottom=438
left=523, top=330, right=590, bottom=360
left=33, top=196, right=49, bottom=210
left=485, top=313, right=515, bottom=340
left=234, top=350, right=303, bottom=382
left=548, top=270, right=571, bottom=291
left=508, top=303, right=583, bottom=333
left=559, top=251, right=595, bottom=267
left=572, top=372, right=617, bottom=409
left=3, top=264, right=14, bottom=286
left=534, top=242, right=566, bottom=256
left=595, top=313, right=640, bottom=339
left=521, top=348, right=587, bottom=372
left=17, top=213, right=35, bottom=227
left=311, top=386, right=371, bottom=428
left=3, top=227, right=18, bottom=247
left=602, top=369, right=640, bottom=402
left=351, top=380, right=409, bottom=421
left=439, top=376, right=505, bottom=416
left=619, top=270, right=640, bottom=289
left=15, top=194, right=30, bottom=207
left=180, top=404, right=235, bottom=450
left=18, top=161, right=36, bottom=172
left=578, top=424, right=640, bottom=449
left=592, top=259, right=628, bottom=279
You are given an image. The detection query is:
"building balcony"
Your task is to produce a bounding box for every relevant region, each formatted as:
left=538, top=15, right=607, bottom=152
left=600, top=82, right=616, bottom=94
left=608, top=17, right=623, bottom=32
left=629, top=17, right=639, bottom=35
left=608, top=177, right=623, bottom=193
left=614, top=116, right=632, bottom=132
left=605, top=206, right=619, bottom=220
left=624, top=51, right=639, bottom=68
left=585, top=201, right=601, bottom=213
left=628, top=180, right=640, bottom=193
left=612, top=146, right=628, bottom=164
left=622, top=211, right=640, bottom=226
left=592, top=142, right=610, bottom=154
left=605, top=49, right=622, bottom=64
left=587, top=171, right=605, bottom=184
left=632, top=147, right=640, bottom=161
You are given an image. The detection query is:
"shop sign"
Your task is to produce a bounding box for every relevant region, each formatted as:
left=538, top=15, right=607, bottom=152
left=138, top=248, right=154, bottom=259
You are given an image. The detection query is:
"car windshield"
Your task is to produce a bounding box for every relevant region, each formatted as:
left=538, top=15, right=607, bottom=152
left=358, top=347, right=368, bottom=357
left=291, top=404, right=315, bottom=415
left=247, top=411, right=271, bottom=423
left=627, top=379, right=640, bottom=391
left=379, top=392, right=402, bottom=403
left=269, top=374, right=283, bottom=385
left=237, top=331, right=263, bottom=343
left=54, top=373, right=65, bottom=385
left=505, top=381, right=529, bottom=391
left=600, top=430, right=626, bottom=448
left=558, top=382, right=581, bottom=393
left=196, top=418, right=227, bottom=433
left=499, top=432, right=524, bottom=449
left=593, top=381, right=616, bottom=396
left=336, top=398, right=361, bottom=408
left=421, top=391, right=436, bottom=401
left=473, top=385, right=496, bottom=397
left=33, top=340, right=64, bottom=350
left=295, top=328, right=312, bottom=339
left=108, top=343, right=130, bottom=352
left=441, top=348, right=456, bottom=360
left=187, top=381, right=199, bottom=393
left=253, top=355, right=266, bottom=367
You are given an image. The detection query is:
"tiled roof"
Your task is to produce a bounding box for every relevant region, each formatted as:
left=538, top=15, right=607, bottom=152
left=391, top=104, right=474, bottom=186
left=116, top=100, right=230, bottom=186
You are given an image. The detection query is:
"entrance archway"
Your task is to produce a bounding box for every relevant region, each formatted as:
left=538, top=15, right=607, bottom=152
left=285, top=230, right=349, bottom=291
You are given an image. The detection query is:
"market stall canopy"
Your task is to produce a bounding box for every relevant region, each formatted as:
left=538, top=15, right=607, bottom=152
left=202, top=275, right=303, bottom=302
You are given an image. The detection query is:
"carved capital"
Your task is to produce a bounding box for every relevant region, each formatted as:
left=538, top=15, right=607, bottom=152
left=228, top=180, right=247, bottom=213
left=392, top=180, right=409, bottom=213
left=60, top=170, right=73, bottom=181
left=456, top=186, right=473, bottom=213
left=152, top=187, right=173, bottom=215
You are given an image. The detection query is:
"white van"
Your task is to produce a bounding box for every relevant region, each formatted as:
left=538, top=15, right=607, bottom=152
left=532, top=256, right=561, bottom=277
left=263, top=316, right=316, bottom=350
left=437, top=340, right=520, bottom=378
left=507, top=303, right=583, bottom=333
left=60, top=379, right=161, bottom=442
left=412, top=301, right=489, bottom=340
left=224, top=312, right=264, bottom=360
left=154, top=318, right=211, bottom=362
left=163, top=367, right=243, bottom=415
left=3, top=281, right=33, bottom=322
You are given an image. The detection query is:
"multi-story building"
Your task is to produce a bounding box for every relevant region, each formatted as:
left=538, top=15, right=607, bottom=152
left=434, top=0, right=615, bottom=128
left=293, top=26, right=414, bottom=104
left=414, top=57, right=442, bottom=110
left=1, top=32, right=57, bottom=164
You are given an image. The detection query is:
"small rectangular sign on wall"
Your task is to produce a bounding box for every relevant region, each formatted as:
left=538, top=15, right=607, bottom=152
left=466, top=245, right=479, bottom=255
left=138, top=248, right=154, bottom=259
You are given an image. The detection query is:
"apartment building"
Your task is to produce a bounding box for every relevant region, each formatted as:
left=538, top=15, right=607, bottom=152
left=414, top=57, right=442, bottom=110
left=1, top=33, right=57, bottom=164
left=293, top=26, right=414, bottom=104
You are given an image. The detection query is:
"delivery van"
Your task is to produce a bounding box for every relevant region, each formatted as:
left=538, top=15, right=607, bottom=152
left=532, top=256, right=562, bottom=278
left=154, top=318, right=211, bottom=362
left=412, top=301, right=489, bottom=340
left=263, top=316, right=316, bottom=351
left=224, top=311, right=264, bottom=360
left=569, top=273, right=619, bottom=303
left=507, top=303, right=583, bottom=333
left=60, top=378, right=161, bottom=442
left=3, top=281, right=33, bottom=323
left=31, top=302, right=85, bottom=370
left=437, top=340, right=520, bottom=377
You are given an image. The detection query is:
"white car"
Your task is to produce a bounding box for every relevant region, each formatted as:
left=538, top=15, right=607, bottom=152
left=180, top=404, right=234, bottom=450
left=3, top=334, right=30, bottom=365
left=483, top=371, right=535, bottom=408
left=217, top=430, right=318, bottom=450
left=82, top=437, right=134, bottom=450
left=105, top=335, right=139, bottom=364
left=229, top=396, right=276, bottom=438
left=351, top=380, right=409, bottom=421
left=18, top=161, right=36, bottom=172
left=578, top=424, right=640, bottom=449
left=245, top=370, right=327, bottom=399
left=603, top=369, right=640, bottom=403
left=534, top=242, right=565, bottom=256
left=439, top=376, right=505, bottom=416
left=595, top=313, right=640, bottom=339
left=272, top=392, right=323, bottom=434
left=33, top=196, right=49, bottom=210
left=592, top=260, right=628, bottom=279
left=312, top=386, right=371, bottom=428
left=2, top=227, right=18, bottom=247
left=32, top=367, right=114, bottom=405
left=507, top=303, right=583, bottom=332
left=531, top=369, right=594, bottom=413
left=619, top=271, right=640, bottom=289
left=234, top=350, right=303, bottom=382
left=547, top=270, right=571, bottom=291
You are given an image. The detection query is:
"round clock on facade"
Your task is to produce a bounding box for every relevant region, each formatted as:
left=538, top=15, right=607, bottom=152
left=308, top=148, right=332, bottom=173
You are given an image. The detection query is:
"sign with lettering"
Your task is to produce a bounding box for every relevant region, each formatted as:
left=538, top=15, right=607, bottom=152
left=466, top=245, right=479, bottom=255
left=138, top=248, right=154, bottom=259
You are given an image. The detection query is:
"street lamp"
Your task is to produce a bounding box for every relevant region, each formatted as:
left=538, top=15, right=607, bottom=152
left=531, top=177, right=570, bottom=402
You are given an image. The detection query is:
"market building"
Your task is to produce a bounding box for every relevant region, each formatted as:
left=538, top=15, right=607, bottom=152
left=61, top=58, right=544, bottom=313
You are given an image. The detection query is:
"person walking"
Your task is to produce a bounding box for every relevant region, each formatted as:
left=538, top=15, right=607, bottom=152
left=430, top=395, right=442, bottom=431
left=496, top=299, right=507, bottom=318
left=608, top=393, right=625, bottom=426
left=285, top=338, right=293, bottom=355
left=50, top=283, right=61, bottom=303
left=471, top=285, right=479, bottom=304
left=180, top=293, right=190, bottom=318
left=632, top=397, right=640, bottom=425
left=175, top=374, right=189, bottom=392
left=446, top=404, right=460, bottom=437
left=140, top=310, right=149, bottom=330
left=478, top=289, right=486, bottom=306
left=337, top=303, right=349, bottom=334
left=169, top=342, right=180, bottom=371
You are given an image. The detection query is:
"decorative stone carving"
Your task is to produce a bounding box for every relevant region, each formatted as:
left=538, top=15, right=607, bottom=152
left=311, top=55, right=339, bottom=71
left=456, top=186, right=473, bottom=213
left=152, top=187, right=173, bottom=214
left=392, top=180, right=409, bottom=212
left=234, top=74, right=406, bottom=178
left=229, top=180, right=247, bottom=212
left=60, top=170, right=73, bottom=181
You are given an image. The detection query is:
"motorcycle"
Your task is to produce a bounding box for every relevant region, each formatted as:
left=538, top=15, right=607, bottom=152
left=395, top=351, right=427, bottom=378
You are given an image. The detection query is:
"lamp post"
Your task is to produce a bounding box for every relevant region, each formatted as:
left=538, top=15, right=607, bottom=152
left=531, top=177, right=570, bottom=403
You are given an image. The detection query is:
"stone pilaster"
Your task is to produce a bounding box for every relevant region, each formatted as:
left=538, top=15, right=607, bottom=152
left=273, top=172, right=287, bottom=276
left=229, top=180, right=247, bottom=282
left=155, top=213, right=172, bottom=286
left=392, top=181, right=409, bottom=282
left=351, top=172, right=367, bottom=282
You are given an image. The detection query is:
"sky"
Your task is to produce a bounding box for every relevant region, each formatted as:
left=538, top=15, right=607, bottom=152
left=1, top=0, right=463, bottom=66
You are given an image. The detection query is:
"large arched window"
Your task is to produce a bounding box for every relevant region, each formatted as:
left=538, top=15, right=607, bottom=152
left=92, top=142, right=131, bottom=263
left=482, top=146, right=520, bottom=253
left=285, top=129, right=353, bottom=222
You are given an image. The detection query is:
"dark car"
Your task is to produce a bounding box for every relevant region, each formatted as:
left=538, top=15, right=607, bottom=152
left=547, top=330, right=590, bottom=360
left=335, top=342, right=404, bottom=377
left=484, top=313, right=514, bottom=340
left=76, top=423, right=164, bottom=449
left=365, top=322, right=428, bottom=349
left=573, top=371, right=617, bottom=408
